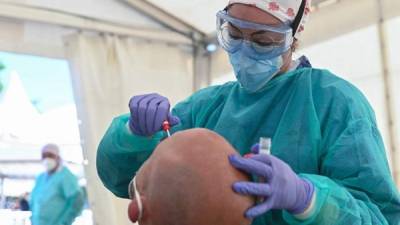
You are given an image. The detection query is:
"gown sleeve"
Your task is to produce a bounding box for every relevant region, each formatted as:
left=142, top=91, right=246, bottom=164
left=96, top=85, right=223, bottom=198
left=283, top=75, right=400, bottom=224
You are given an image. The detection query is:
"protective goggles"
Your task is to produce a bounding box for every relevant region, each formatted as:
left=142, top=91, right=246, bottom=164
left=216, top=10, right=294, bottom=60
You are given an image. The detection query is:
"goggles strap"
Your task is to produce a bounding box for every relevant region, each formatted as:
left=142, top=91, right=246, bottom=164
left=291, top=0, right=306, bottom=37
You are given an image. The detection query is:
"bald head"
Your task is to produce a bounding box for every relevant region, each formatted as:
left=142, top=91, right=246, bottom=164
left=129, top=128, right=253, bottom=225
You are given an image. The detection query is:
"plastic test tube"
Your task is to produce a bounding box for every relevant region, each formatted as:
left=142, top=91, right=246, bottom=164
left=259, top=137, right=271, bottom=155
left=257, top=137, right=271, bottom=203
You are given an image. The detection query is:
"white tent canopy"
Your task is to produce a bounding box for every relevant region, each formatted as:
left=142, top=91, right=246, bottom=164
left=0, top=71, right=41, bottom=142
left=0, top=71, right=84, bottom=180
left=0, top=71, right=82, bottom=153
left=0, top=71, right=85, bottom=202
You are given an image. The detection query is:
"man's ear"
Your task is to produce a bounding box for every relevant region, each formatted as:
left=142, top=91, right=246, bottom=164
left=128, top=197, right=145, bottom=223
left=128, top=199, right=140, bottom=223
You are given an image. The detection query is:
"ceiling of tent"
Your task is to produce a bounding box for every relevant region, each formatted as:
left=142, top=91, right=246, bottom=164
left=145, top=0, right=226, bottom=34
left=144, top=0, right=338, bottom=34
left=0, top=0, right=343, bottom=39
left=0, top=0, right=164, bottom=29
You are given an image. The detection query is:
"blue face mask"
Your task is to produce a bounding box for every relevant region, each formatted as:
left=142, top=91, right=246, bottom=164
left=229, top=50, right=283, bottom=93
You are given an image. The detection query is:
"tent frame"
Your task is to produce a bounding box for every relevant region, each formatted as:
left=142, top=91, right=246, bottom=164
left=0, top=2, right=191, bottom=45
left=376, top=0, right=399, bottom=186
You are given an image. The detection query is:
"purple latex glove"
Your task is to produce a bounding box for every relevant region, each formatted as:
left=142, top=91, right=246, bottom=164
left=229, top=144, right=314, bottom=219
left=128, top=93, right=180, bottom=136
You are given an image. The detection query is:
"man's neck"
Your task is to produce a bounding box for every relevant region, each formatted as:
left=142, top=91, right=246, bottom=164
left=47, top=165, right=61, bottom=175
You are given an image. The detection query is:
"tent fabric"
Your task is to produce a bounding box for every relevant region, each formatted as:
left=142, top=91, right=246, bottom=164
left=64, top=33, right=194, bottom=225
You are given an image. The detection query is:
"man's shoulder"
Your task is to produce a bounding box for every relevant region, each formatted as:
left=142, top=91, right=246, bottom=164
left=35, top=172, right=46, bottom=181
left=60, top=166, right=77, bottom=180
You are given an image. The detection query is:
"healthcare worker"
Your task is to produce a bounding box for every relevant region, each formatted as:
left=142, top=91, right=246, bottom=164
left=97, top=0, right=400, bottom=224
left=30, top=144, right=84, bottom=225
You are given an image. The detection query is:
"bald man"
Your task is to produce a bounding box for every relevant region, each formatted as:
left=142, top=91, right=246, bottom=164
left=128, top=128, right=254, bottom=225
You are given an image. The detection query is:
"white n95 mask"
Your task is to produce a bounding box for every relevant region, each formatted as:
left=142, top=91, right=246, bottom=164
left=43, top=158, right=57, bottom=172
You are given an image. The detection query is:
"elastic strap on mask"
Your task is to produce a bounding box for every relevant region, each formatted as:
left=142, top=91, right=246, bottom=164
left=130, top=177, right=143, bottom=220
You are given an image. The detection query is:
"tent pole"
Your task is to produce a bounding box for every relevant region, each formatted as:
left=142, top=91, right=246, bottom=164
left=192, top=41, right=212, bottom=91
left=0, top=177, right=5, bottom=208
left=119, top=0, right=205, bottom=40
left=376, top=0, right=399, bottom=186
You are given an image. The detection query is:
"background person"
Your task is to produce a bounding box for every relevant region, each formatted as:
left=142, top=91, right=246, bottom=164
left=30, top=144, right=84, bottom=225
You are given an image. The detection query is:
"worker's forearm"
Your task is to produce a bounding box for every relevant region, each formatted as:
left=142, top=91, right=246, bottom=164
left=283, top=174, right=394, bottom=225
left=96, top=114, right=164, bottom=198
left=292, top=189, right=317, bottom=220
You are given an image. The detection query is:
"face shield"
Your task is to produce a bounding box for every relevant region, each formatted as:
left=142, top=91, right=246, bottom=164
left=216, top=10, right=293, bottom=60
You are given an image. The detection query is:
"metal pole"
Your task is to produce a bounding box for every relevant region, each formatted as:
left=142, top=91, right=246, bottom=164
left=376, top=0, right=399, bottom=186
left=0, top=177, right=5, bottom=208
left=192, top=40, right=212, bottom=91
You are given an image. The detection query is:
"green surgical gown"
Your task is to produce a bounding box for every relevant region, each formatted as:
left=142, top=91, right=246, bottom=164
left=30, top=166, right=84, bottom=225
left=97, top=68, right=400, bottom=225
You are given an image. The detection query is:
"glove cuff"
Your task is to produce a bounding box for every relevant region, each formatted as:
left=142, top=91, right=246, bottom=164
left=288, top=178, right=315, bottom=214
left=128, top=117, right=142, bottom=136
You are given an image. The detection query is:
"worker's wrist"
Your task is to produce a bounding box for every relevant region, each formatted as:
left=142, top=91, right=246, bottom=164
left=125, top=121, right=134, bottom=134
left=127, top=118, right=139, bottom=135
left=293, top=187, right=316, bottom=220
left=288, top=178, right=315, bottom=215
